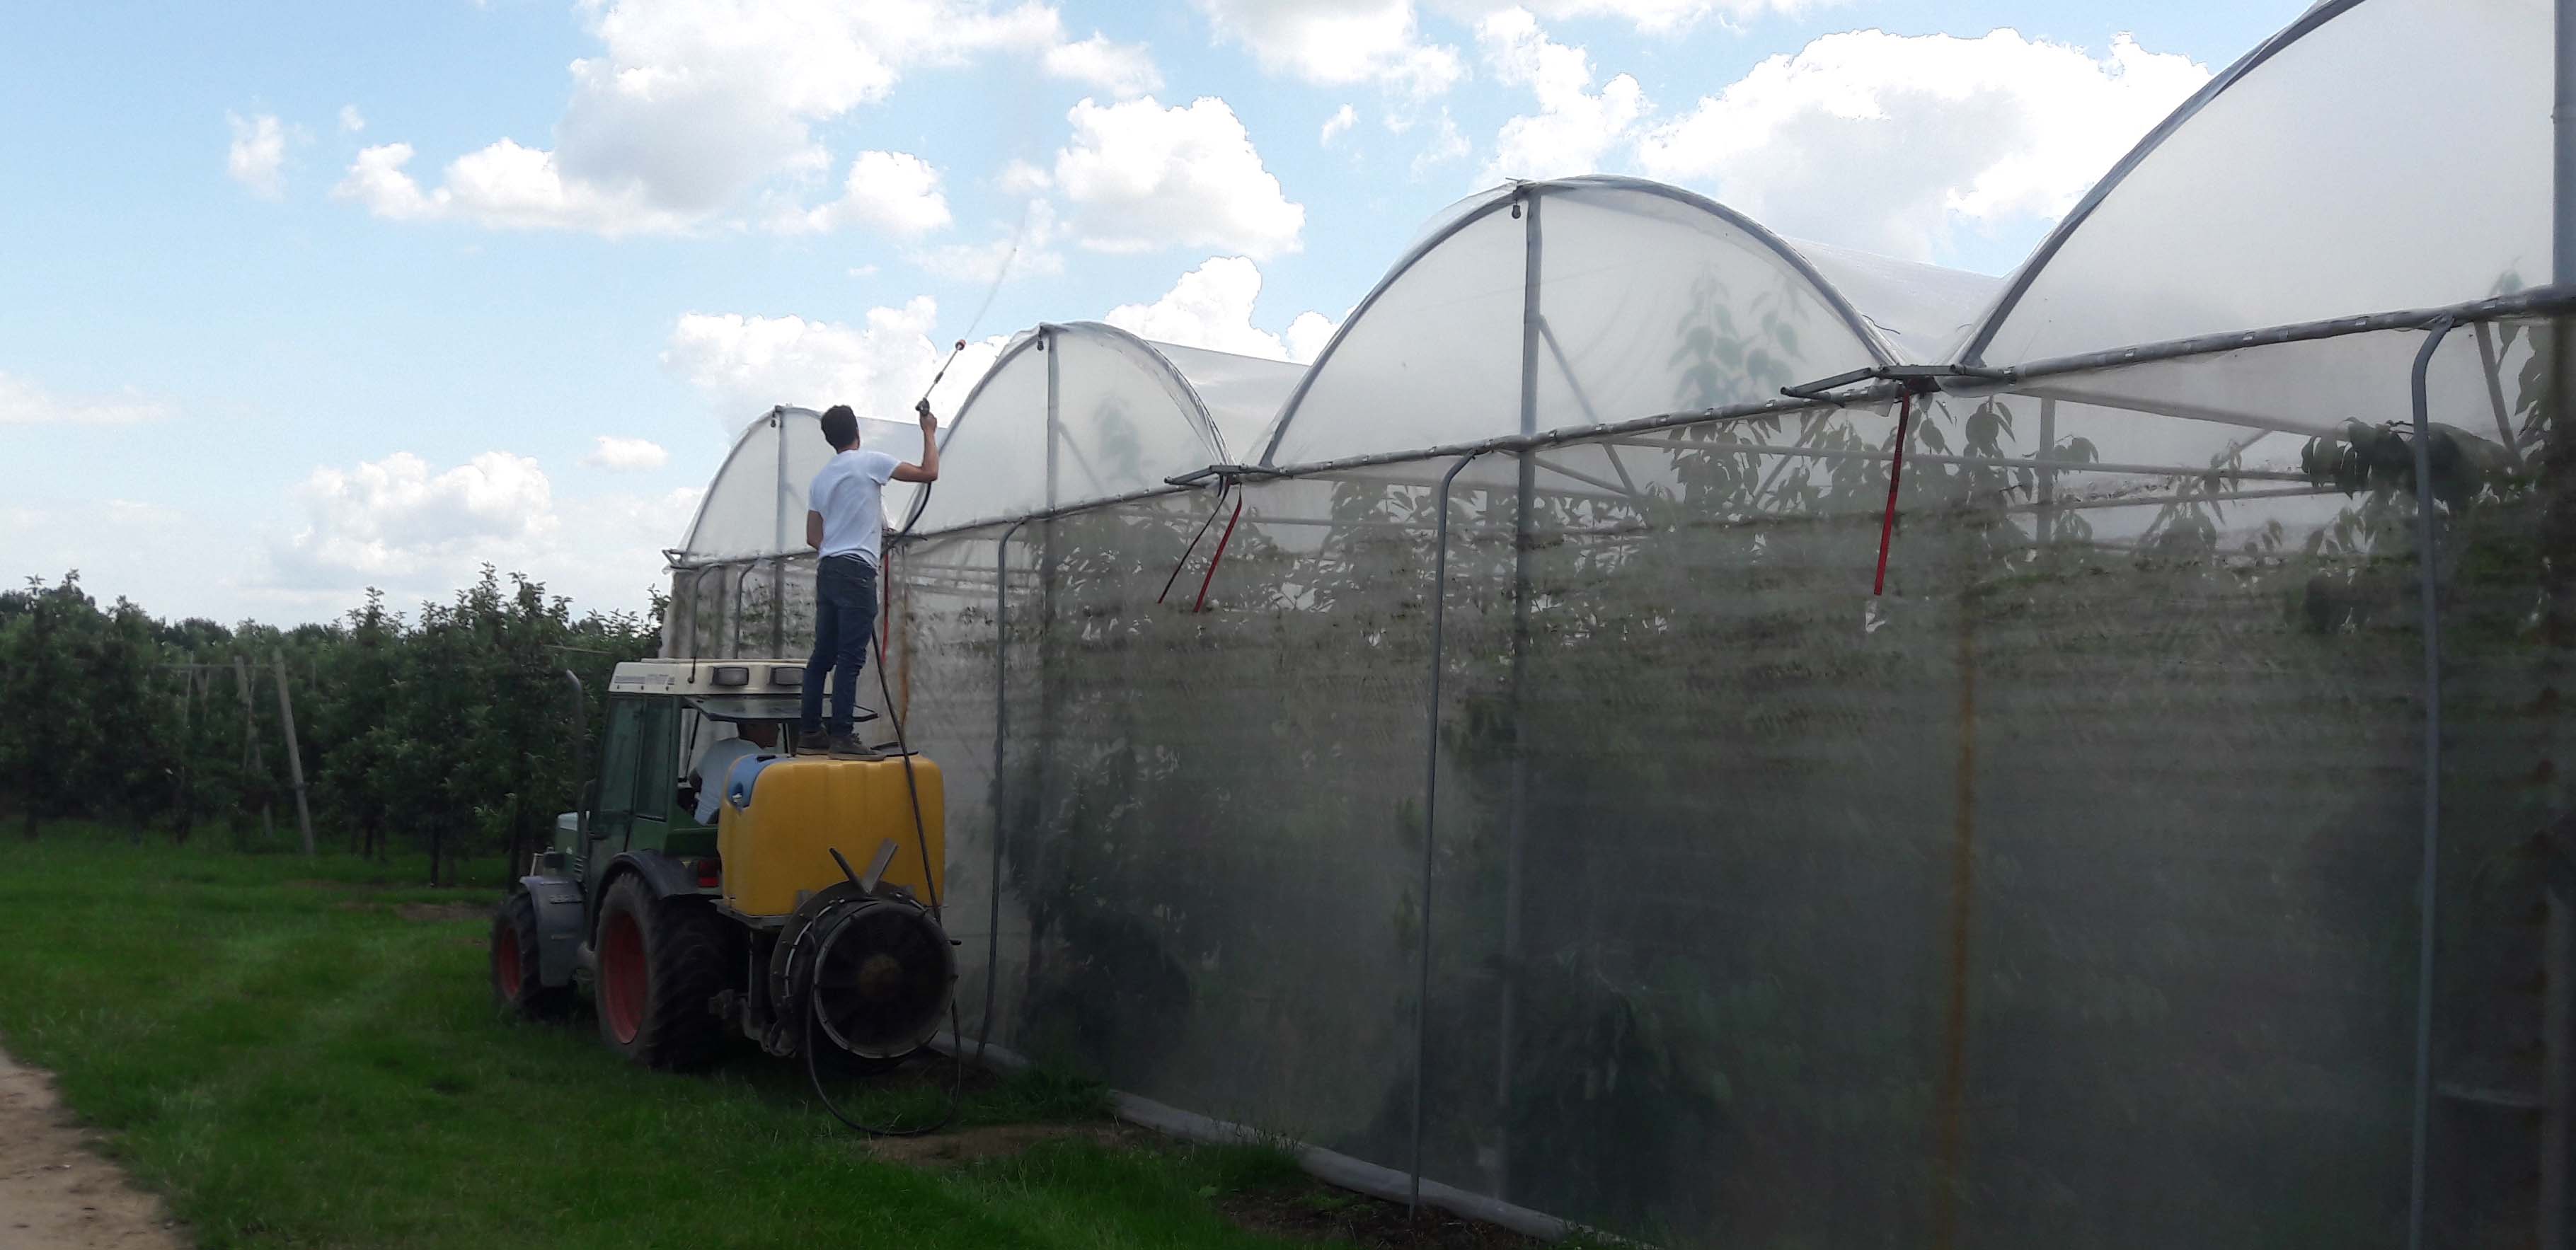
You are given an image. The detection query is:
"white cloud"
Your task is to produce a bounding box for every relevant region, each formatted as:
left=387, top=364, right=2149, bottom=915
left=1635, top=28, right=2209, bottom=260
left=1046, top=33, right=1163, bottom=96
left=266, top=449, right=698, bottom=614
left=1052, top=96, right=1306, bottom=257
left=1190, top=0, right=1462, bottom=95
left=1320, top=103, right=1357, bottom=146
left=1476, top=9, right=1645, bottom=183
left=1284, top=310, right=1340, bottom=362
left=782, top=150, right=953, bottom=236
left=1102, top=256, right=1338, bottom=363
left=907, top=199, right=1066, bottom=281
left=1408, top=108, right=1470, bottom=176
left=333, top=140, right=695, bottom=236
left=1438, top=0, right=1827, bottom=34
left=340, top=0, right=1122, bottom=236
left=275, top=451, right=558, bottom=584
left=338, top=104, right=366, bottom=133
left=0, top=372, right=175, bottom=426
left=662, top=298, right=1004, bottom=427
left=226, top=112, right=290, bottom=199
left=996, top=158, right=1053, bottom=195
left=581, top=435, right=672, bottom=472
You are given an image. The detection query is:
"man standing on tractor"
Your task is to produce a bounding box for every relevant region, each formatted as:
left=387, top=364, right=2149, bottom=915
left=800, top=399, right=941, bottom=755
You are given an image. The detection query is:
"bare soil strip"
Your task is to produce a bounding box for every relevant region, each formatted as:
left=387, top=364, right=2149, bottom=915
left=0, top=1047, right=185, bottom=1249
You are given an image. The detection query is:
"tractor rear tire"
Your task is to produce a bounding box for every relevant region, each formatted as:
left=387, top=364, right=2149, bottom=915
left=594, top=875, right=727, bottom=1070
left=491, top=893, right=571, bottom=1020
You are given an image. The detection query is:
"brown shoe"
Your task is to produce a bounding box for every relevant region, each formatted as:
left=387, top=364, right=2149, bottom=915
left=826, top=734, right=878, bottom=758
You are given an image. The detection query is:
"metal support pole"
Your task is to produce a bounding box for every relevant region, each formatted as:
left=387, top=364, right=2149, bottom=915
left=2407, top=317, right=2459, bottom=1250
left=2545, top=11, right=2576, bottom=1243
left=2557, top=0, right=2574, bottom=289
left=977, top=517, right=1033, bottom=1066
left=771, top=407, right=789, bottom=656
left=1491, top=185, right=1543, bottom=1203
left=1037, top=329, right=1061, bottom=874
left=2035, top=398, right=2059, bottom=545
left=1933, top=596, right=1979, bottom=1250
left=1413, top=451, right=1486, bottom=1215
left=270, top=647, right=316, bottom=856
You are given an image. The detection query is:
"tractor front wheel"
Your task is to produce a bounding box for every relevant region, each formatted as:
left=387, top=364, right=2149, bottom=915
left=594, top=874, right=727, bottom=1069
left=491, top=893, right=571, bottom=1020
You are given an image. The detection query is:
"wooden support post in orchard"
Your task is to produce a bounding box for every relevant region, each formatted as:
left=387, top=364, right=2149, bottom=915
left=233, top=655, right=273, bottom=844
left=271, top=648, right=316, bottom=856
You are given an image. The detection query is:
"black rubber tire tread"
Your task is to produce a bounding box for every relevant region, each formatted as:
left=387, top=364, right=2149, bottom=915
left=491, top=893, right=572, bottom=1020
left=595, top=874, right=729, bottom=1070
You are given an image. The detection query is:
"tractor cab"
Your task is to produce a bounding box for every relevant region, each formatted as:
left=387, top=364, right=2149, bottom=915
left=540, top=659, right=817, bottom=876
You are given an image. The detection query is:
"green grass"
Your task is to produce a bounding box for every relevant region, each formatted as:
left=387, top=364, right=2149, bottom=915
left=0, top=830, right=1413, bottom=1249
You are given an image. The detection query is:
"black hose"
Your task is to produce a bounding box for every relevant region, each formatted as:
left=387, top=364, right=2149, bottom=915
left=801, top=971, right=962, bottom=1139
left=870, top=591, right=939, bottom=920
left=797, top=594, right=963, bottom=1138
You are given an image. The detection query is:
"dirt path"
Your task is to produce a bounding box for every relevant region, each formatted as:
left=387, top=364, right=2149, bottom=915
left=0, top=1048, right=185, bottom=1249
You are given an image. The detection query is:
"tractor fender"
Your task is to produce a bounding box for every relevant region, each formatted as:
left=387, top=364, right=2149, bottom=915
left=517, top=874, right=587, bottom=988
left=595, top=850, right=706, bottom=913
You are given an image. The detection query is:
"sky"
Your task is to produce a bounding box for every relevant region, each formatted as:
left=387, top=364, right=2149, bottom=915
left=0, top=0, right=2313, bottom=627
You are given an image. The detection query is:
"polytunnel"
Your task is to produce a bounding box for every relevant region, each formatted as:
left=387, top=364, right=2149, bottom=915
left=868, top=4, right=2576, bottom=1241
left=1957, top=0, right=2561, bottom=436
left=905, top=322, right=1304, bottom=534
left=1257, top=174, right=2000, bottom=472
left=662, top=405, right=923, bottom=659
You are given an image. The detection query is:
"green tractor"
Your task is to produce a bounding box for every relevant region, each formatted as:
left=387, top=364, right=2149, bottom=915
left=489, top=658, right=955, bottom=1075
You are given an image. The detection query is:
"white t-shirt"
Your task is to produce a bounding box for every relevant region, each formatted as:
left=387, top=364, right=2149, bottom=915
left=809, top=448, right=902, bottom=565
left=691, top=736, right=771, bottom=825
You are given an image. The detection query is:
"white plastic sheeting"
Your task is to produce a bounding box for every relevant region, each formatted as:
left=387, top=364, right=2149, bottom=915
left=907, top=323, right=1304, bottom=535
left=1146, top=340, right=1309, bottom=463
left=675, top=407, right=925, bottom=563
left=1963, top=0, right=2554, bottom=369
left=1791, top=238, right=2001, bottom=364
left=1259, top=176, right=1995, bottom=469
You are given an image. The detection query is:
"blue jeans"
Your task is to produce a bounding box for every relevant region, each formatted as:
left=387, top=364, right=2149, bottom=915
left=802, top=555, right=878, bottom=736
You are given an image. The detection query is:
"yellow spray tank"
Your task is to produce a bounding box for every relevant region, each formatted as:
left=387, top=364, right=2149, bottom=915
left=716, top=755, right=946, bottom=918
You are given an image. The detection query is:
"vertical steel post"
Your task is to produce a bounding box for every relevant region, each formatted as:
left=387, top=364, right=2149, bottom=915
left=1413, top=451, right=1485, bottom=1215
left=1933, top=596, right=1978, bottom=1250
left=1492, top=185, right=1543, bottom=1203
left=2035, top=398, right=2059, bottom=545
left=771, top=407, right=790, bottom=656
left=977, top=518, right=1033, bottom=1065
left=2406, top=318, right=2458, bottom=1250
left=270, top=647, right=316, bottom=856
left=2545, top=11, right=2576, bottom=1243
left=2558, top=0, right=2575, bottom=289
left=1036, top=330, right=1061, bottom=907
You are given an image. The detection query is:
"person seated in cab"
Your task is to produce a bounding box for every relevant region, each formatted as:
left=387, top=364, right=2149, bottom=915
left=689, top=721, right=778, bottom=824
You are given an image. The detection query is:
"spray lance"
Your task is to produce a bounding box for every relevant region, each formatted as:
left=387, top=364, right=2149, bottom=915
left=892, top=199, right=1030, bottom=539
left=799, top=204, right=1033, bottom=1140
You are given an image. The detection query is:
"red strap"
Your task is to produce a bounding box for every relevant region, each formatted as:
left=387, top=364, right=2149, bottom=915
left=1192, top=498, right=1246, bottom=613
left=1873, top=393, right=1914, bottom=596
